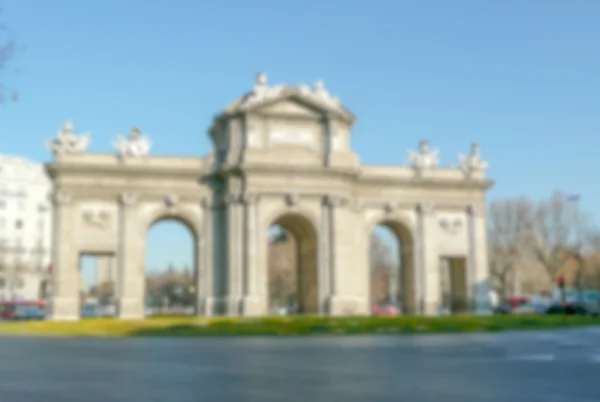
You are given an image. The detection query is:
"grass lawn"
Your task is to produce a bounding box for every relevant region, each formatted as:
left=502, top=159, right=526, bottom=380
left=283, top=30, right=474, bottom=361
left=0, top=314, right=597, bottom=337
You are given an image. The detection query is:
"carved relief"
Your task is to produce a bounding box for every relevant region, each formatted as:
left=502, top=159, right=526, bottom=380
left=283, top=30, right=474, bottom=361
left=285, top=193, right=299, bottom=206
left=82, top=208, right=112, bottom=230
left=439, top=217, right=463, bottom=235
left=45, top=120, right=90, bottom=156
left=165, top=194, right=179, bottom=208
left=383, top=201, right=396, bottom=214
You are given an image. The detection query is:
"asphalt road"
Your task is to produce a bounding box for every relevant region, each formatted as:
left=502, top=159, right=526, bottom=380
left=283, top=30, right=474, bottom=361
left=1, top=327, right=600, bottom=402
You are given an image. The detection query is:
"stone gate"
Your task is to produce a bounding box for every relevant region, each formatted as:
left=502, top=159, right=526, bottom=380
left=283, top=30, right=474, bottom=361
left=45, top=73, right=492, bottom=320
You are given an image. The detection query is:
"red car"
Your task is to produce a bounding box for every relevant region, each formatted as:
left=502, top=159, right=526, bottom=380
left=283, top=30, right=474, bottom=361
left=371, top=303, right=399, bottom=316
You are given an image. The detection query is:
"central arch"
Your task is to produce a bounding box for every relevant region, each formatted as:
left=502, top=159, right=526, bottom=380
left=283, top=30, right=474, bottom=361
left=266, top=212, right=319, bottom=314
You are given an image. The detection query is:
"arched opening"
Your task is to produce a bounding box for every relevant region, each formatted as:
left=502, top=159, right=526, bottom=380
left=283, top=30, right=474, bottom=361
left=267, top=213, right=318, bottom=315
left=144, top=217, right=197, bottom=316
left=369, top=221, right=415, bottom=315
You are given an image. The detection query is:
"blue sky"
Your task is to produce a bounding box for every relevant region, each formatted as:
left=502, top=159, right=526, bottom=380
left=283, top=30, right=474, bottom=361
left=2, top=1, right=599, bottom=284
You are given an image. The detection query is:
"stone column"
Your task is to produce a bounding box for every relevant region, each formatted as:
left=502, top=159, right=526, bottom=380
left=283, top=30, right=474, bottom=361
left=467, top=203, right=489, bottom=312
left=116, top=192, right=144, bottom=319
left=197, top=196, right=213, bottom=316
left=48, top=190, right=80, bottom=321
left=225, top=191, right=244, bottom=316
left=324, top=195, right=357, bottom=315
left=241, top=193, right=262, bottom=315
left=317, top=196, right=332, bottom=314
left=416, top=202, right=439, bottom=316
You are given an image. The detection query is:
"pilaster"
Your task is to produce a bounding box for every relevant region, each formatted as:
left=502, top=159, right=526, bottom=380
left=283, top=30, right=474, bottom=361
left=241, top=193, right=262, bottom=315
left=116, top=192, right=145, bottom=320
left=416, top=202, right=439, bottom=316
left=467, top=202, right=489, bottom=312
left=318, top=196, right=331, bottom=314
left=323, top=195, right=359, bottom=315
left=198, top=196, right=214, bottom=316
left=225, top=181, right=244, bottom=316
left=48, top=190, right=79, bottom=321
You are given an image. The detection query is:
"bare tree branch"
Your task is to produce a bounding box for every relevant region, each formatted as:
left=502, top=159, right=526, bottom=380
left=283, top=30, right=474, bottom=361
left=487, top=197, right=533, bottom=297
left=0, top=7, right=16, bottom=103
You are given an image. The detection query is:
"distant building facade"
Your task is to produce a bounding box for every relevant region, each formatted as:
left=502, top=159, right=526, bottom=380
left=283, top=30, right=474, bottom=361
left=0, top=154, right=52, bottom=301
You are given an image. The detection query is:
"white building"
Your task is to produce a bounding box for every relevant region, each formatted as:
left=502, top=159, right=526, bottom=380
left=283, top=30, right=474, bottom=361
left=0, top=154, right=52, bottom=301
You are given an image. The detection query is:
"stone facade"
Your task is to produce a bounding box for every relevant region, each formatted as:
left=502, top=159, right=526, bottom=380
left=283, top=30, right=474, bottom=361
left=45, top=74, right=493, bottom=320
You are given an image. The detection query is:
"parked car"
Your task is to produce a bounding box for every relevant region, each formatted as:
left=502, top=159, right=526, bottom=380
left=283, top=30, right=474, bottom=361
left=13, top=306, right=46, bottom=320
left=546, top=302, right=595, bottom=316
left=81, top=304, right=99, bottom=318
left=372, top=303, right=399, bottom=316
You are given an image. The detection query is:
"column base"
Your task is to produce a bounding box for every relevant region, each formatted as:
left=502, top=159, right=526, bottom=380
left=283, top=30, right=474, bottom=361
left=227, top=297, right=243, bottom=316
left=47, top=297, right=79, bottom=321
left=422, top=302, right=440, bottom=316
left=117, top=297, right=144, bottom=320
left=241, top=295, right=264, bottom=316
left=327, top=295, right=367, bottom=316
left=204, top=297, right=228, bottom=316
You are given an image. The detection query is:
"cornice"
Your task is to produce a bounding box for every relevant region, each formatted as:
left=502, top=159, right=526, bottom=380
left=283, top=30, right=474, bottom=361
left=46, top=162, right=204, bottom=180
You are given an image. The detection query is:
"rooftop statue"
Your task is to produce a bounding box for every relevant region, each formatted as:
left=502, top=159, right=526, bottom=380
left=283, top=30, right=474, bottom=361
left=114, top=127, right=151, bottom=158
left=458, top=142, right=488, bottom=176
left=408, top=140, right=439, bottom=173
left=233, top=72, right=343, bottom=112
left=45, top=120, right=90, bottom=156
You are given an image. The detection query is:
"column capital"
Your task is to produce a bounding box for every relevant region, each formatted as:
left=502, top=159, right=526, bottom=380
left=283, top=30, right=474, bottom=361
left=51, top=189, right=72, bottom=205
left=224, top=192, right=242, bottom=205
left=467, top=203, right=485, bottom=217
left=323, top=194, right=349, bottom=208
left=119, top=192, right=138, bottom=206
left=242, top=192, right=259, bottom=205
left=416, top=202, right=435, bottom=215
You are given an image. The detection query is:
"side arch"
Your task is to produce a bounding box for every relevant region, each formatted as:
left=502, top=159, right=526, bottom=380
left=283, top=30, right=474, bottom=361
left=363, top=209, right=418, bottom=314
left=139, top=203, right=203, bottom=240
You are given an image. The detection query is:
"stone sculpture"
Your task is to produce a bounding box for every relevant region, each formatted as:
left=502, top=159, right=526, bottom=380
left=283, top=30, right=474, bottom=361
left=114, top=127, right=151, bottom=158
left=45, top=120, right=90, bottom=156
left=408, top=140, right=439, bottom=173
left=458, top=142, right=488, bottom=176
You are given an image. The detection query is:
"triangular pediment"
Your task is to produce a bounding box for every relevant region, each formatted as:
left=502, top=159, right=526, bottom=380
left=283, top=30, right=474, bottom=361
left=251, top=96, right=325, bottom=118
left=222, top=88, right=355, bottom=124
